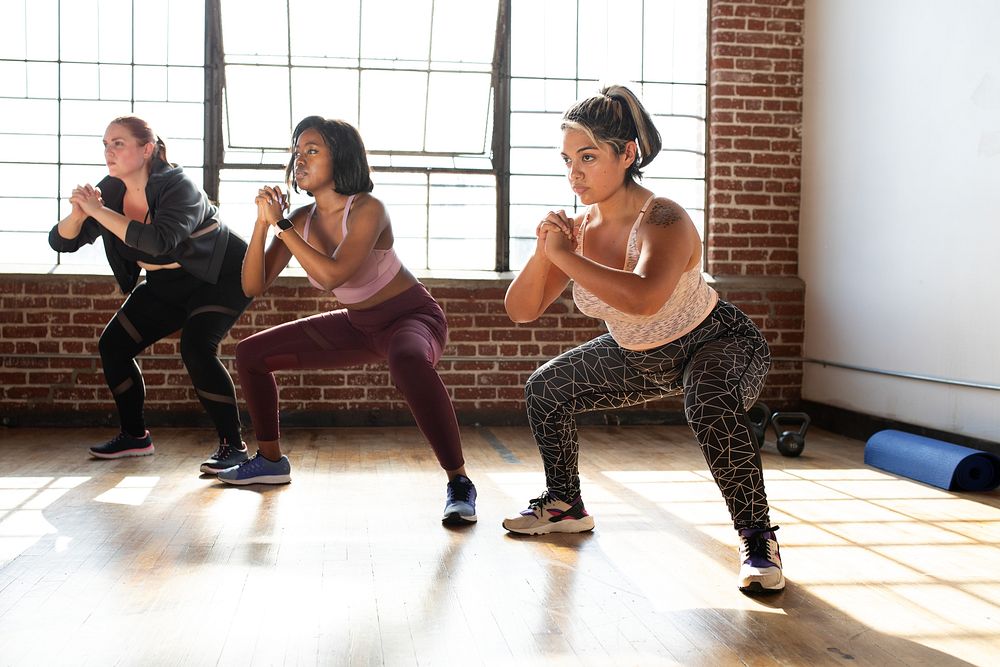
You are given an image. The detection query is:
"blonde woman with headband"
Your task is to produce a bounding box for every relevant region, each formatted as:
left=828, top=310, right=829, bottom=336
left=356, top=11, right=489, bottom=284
left=503, top=86, right=784, bottom=595
left=49, top=115, right=253, bottom=474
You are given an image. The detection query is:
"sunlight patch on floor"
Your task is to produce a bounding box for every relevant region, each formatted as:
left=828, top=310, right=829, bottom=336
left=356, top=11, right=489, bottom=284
left=95, top=476, right=159, bottom=505
left=0, top=476, right=90, bottom=566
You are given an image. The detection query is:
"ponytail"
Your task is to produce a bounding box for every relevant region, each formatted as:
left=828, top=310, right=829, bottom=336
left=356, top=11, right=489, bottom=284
left=153, top=135, right=169, bottom=164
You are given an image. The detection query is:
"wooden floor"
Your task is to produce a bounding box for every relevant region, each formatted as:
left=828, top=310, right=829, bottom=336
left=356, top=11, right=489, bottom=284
left=0, top=425, right=998, bottom=666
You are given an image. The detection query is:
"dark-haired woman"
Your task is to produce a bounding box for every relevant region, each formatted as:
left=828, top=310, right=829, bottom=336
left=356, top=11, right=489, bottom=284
left=502, top=86, right=784, bottom=595
left=49, top=116, right=252, bottom=474
left=221, top=117, right=477, bottom=526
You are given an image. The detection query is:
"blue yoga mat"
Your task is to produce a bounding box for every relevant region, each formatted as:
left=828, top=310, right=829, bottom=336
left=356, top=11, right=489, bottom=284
left=865, top=430, right=1000, bottom=491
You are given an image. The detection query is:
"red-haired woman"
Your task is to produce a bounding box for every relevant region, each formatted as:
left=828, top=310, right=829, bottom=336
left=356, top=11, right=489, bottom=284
left=49, top=116, right=252, bottom=474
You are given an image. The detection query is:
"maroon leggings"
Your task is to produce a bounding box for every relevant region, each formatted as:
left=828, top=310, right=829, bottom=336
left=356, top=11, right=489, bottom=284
left=235, top=283, right=464, bottom=470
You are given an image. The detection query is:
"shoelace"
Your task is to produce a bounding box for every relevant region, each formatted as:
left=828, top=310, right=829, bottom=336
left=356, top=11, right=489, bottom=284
left=109, top=432, right=143, bottom=446
left=742, top=525, right=780, bottom=562
left=527, top=491, right=551, bottom=508
left=214, top=441, right=246, bottom=460
left=523, top=490, right=559, bottom=516
left=448, top=478, right=473, bottom=502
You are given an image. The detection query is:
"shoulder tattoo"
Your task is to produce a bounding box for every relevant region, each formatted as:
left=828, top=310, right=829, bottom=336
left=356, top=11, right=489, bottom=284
left=645, top=200, right=684, bottom=227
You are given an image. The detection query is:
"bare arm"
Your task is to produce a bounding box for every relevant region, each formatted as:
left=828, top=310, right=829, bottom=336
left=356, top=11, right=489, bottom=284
left=504, top=210, right=576, bottom=323
left=543, top=198, right=699, bottom=317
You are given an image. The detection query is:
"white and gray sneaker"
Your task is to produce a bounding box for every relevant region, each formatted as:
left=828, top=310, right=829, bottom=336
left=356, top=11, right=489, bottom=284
left=502, top=490, right=595, bottom=535
left=738, top=526, right=785, bottom=595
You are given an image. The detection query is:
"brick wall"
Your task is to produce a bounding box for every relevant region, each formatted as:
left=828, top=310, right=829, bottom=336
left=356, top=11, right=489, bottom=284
left=0, top=274, right=802, bottom=427
left=707, top=0, right=805, bottom=403
left=709, top=0, right=803, bottom=276
left=0, top=1, right=806, bottom=427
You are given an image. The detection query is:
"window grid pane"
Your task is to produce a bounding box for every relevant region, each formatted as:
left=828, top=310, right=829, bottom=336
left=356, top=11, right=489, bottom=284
left=218, top=0, right=499, bottom=271
left=1, top=0, right=206, bottom=267
left=0, top=0, right=707, bottom=273
left=507, top=0, right=708, bottom=270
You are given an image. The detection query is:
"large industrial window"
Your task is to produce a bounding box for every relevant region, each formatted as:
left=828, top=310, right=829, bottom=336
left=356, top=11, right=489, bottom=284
left=506, top=0, right=708, bottom=269
left=215, top=0, right=497, bottom=272
left=0, top=0, right=706, bottom=274
left=0, top=0, right=206, bottom=270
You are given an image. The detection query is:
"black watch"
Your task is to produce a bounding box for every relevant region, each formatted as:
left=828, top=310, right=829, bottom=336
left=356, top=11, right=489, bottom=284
left=276, top=218, right=294, bottom=232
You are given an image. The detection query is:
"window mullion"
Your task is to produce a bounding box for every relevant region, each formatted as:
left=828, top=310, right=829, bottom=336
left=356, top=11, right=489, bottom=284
left=204, top=0, right=224, bottom=202
left=492, top=0, right=511, bottom=272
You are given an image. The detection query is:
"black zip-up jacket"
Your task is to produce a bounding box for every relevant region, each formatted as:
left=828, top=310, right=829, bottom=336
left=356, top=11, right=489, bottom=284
left=48, top=159, right=233, bottom=294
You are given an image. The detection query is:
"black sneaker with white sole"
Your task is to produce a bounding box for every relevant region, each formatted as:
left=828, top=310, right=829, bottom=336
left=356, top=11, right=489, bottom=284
left=199, top=441, right=249, bottom=474
left=89, top=431, right=154, bottom=459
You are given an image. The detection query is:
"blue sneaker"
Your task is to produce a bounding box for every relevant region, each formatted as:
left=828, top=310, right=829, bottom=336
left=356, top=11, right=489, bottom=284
left=443, top=475, right=477, bottom=524
left=738, top=526, right=785, bottom=595
left=218, top=452, right=291, bottom=485
left=90, top=431, right=154, bottom=459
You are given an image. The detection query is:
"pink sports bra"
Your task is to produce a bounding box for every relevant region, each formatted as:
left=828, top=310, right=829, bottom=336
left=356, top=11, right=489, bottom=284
left=301, top=194, right=403, bottom=304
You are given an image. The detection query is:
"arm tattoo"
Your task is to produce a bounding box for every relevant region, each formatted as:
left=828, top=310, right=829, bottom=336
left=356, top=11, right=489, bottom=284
left=645, top=200, right=683, bottom=227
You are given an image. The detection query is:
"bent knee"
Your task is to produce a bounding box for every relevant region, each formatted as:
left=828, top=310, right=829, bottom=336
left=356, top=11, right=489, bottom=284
left=387, top=346, right=433, bottom=374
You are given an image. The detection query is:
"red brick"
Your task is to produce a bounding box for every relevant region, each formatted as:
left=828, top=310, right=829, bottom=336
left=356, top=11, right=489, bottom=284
left=454, top=388, right=497, bottom=400
left=6, top=387, right=50, bottom=399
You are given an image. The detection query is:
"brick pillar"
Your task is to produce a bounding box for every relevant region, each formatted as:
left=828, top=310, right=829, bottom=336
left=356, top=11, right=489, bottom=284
left=708, top=0, right=805, bottom=405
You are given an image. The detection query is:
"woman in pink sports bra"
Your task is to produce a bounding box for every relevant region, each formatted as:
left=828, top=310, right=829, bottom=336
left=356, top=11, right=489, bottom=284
left=220, top=116, right=477, bottom=526
left=502, top=86, right=784, bottom=596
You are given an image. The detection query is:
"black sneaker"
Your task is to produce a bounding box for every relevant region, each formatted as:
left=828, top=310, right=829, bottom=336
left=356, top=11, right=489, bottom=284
left=199, top=441, right=249, bottom=474
left=89, top=431, right=154, bottom=459
left=442, top=475, right=478, bottom=525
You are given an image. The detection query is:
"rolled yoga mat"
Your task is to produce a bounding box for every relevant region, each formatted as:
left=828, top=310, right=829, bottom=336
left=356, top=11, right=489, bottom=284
left=865, top=430, right=1000, bottom=491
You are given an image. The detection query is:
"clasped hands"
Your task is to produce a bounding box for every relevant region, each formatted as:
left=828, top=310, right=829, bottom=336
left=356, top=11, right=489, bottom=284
left=255, top=185, right=290, bottom=229
left=69, top=184, right=105, bottom=217
left=537, top=210, right=575, bottom=256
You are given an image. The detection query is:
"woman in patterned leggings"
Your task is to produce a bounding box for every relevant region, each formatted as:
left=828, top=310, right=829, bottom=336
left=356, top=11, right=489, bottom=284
left=502, top=85, right=784, bottom=595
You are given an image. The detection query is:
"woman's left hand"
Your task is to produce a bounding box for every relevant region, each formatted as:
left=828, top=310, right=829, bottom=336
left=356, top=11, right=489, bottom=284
left=69, top=184, right=104, bottom=217
left=542, top=220, right=574, bottom=256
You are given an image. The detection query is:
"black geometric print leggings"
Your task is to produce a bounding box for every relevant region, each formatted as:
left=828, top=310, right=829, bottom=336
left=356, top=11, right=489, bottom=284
left=524, top=300, right=772, bottom=530
left=98, top=238, right=251, bottom=445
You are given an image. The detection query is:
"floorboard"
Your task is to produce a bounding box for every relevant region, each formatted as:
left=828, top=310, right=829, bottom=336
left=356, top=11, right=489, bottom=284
left=0, top=425, right=997, bottom=666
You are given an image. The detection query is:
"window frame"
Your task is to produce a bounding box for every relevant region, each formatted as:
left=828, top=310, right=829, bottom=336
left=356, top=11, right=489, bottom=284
left=5, top=0, right=707, bottom=274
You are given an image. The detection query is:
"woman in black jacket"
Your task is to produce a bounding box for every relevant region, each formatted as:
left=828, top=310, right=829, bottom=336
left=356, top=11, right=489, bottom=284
left=49, top=115, right=252, bottom=474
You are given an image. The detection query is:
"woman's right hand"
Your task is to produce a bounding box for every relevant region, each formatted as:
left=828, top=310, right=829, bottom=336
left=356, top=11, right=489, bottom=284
left=69, top=184, right=104, bottom=218
left=535, top=209, right=574, bottom=254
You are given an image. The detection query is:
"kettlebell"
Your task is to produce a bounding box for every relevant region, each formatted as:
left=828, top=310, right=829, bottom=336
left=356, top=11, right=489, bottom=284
left=770, top=411, right=810, bottom=457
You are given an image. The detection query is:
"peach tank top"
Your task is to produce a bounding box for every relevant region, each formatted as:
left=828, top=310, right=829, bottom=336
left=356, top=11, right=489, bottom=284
left=572, top=195, right=718, bottom=350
